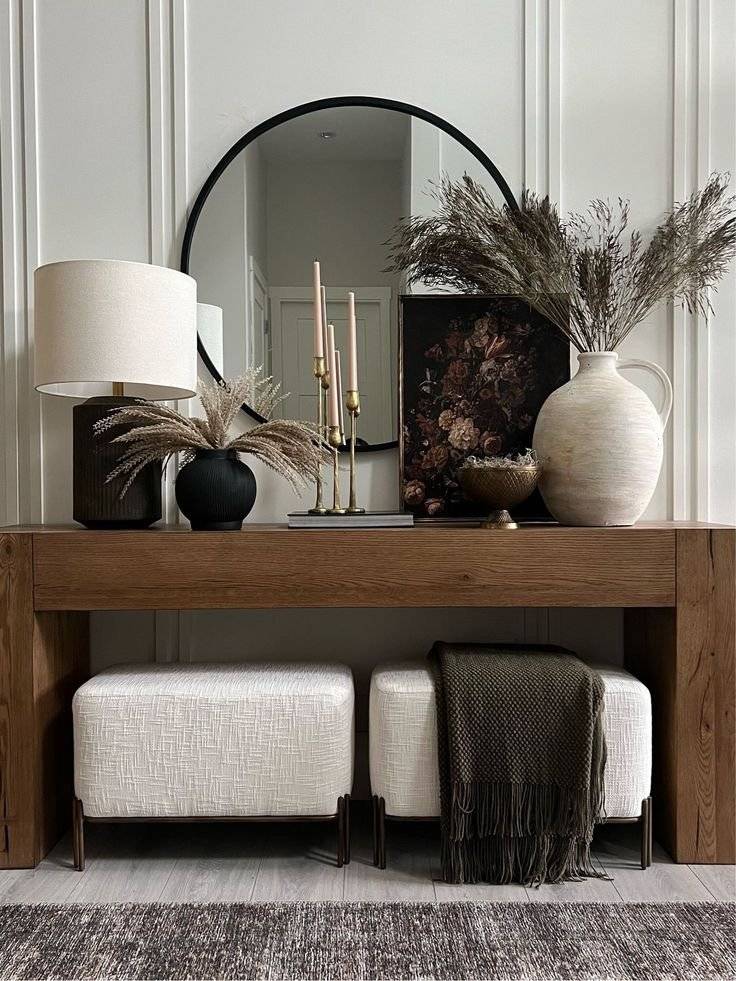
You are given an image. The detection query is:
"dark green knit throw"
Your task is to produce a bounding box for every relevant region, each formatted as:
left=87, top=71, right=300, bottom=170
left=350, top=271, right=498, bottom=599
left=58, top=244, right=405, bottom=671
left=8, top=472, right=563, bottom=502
left=429, top=642, right=607, bottom=886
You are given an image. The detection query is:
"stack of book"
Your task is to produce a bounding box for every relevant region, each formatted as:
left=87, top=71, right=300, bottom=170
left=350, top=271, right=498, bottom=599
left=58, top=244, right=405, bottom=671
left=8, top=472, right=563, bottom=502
left=287, top=511, right=414, bottom=529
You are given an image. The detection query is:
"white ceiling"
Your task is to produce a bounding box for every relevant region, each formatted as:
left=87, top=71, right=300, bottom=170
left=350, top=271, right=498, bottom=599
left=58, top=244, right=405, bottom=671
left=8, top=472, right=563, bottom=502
left=256, top=106, right=411, bottom=163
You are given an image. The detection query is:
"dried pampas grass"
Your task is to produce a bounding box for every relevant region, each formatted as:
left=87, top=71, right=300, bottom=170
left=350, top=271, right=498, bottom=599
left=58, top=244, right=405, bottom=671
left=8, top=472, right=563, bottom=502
left=94, top=368, right=328, bottom=496
left=387, top=172, right=736, bottom=352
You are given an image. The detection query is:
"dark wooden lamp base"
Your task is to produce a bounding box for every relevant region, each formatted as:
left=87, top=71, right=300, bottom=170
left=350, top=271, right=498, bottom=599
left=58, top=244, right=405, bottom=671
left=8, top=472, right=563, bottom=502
left=73, top=397, right=161, bottom=529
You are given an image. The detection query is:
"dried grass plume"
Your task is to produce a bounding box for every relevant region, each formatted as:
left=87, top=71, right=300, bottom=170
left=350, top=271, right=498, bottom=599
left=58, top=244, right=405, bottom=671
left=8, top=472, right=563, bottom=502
left=94, top=367, right=328, bottom=495
left=387, top=173, right=736, bottom=352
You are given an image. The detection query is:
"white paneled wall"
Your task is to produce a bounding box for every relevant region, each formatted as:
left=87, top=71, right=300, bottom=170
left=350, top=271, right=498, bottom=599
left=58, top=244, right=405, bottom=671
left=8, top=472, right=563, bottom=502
left=1, top=0, right=734, bottom=669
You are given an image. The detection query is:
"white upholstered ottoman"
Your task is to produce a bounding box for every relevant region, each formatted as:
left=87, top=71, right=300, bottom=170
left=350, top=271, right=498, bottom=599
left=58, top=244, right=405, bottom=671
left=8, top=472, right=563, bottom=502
left=369, top=661, right=652, bottom=869
left=72, top=662, right=354, bottom=869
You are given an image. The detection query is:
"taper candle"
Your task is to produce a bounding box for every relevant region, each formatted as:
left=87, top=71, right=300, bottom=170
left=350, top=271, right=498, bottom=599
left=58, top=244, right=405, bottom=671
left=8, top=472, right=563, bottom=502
left=335, top=349, right=345, bottom=437
left=326, top=323, right=340, bottom=428
left=313, top=261, right=324, bottom=359
left=321, top=286, right=329, bottom=369
left=321, top=285, right=328, bottom=345
left=347, top=291, right=358, bottom=392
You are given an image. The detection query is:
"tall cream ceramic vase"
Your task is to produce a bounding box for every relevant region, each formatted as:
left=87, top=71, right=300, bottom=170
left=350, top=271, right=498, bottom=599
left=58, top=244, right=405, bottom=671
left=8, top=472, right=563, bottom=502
left=532, top=352, right=673, bottom=526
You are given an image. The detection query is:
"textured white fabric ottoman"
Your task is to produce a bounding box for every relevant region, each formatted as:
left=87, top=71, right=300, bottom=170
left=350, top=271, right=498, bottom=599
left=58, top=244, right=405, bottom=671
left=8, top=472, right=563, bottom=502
left=72, top=662, right=354, bottom=869
left=369, top=661, right=652, bottom=867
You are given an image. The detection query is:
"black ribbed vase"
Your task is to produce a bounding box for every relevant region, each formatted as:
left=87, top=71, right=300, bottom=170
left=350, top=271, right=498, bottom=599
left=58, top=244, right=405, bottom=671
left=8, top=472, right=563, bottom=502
left=175, top=449, right=256, bottom=530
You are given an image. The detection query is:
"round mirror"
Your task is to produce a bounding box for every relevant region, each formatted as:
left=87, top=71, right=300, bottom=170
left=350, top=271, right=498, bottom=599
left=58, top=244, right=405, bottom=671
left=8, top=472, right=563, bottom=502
left=182, top=97, right=517, bottom=451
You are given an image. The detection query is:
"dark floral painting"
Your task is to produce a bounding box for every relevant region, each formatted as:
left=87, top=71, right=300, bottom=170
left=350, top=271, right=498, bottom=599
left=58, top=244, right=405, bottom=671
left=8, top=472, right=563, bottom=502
left=399, top=296, right=569, bottom=520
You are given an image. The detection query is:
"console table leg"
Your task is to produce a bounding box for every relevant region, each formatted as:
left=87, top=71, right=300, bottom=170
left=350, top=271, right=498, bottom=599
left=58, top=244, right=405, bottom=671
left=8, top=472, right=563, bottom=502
left=625, top=528, right=735, bottom=864
left=0, top=535, right=35, bottom=867
left=0, top=533, right=90, bottom=868
left=34, top=610, right=90, bottom=863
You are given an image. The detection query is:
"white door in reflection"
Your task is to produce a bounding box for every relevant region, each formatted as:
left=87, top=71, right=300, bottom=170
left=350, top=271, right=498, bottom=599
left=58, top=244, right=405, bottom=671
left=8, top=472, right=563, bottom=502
left=248, top=257, right=270, bottom=376
left=270, top=287, right=393, bottom=443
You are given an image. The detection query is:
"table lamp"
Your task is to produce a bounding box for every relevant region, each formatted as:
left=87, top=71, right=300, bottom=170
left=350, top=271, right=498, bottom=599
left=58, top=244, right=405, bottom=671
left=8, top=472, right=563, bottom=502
left=34, top=259, right=198, bottom=528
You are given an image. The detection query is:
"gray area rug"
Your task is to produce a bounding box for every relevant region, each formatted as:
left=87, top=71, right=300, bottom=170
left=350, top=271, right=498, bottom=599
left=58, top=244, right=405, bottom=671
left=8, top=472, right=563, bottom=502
left=0, top=902, right=733, bottom=980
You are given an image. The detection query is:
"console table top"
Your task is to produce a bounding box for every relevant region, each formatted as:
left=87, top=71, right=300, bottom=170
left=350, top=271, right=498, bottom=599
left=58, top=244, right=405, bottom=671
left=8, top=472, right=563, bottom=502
left=2, top=520, right=734, bottom=532
left=2, top=520, right=733, bottom=611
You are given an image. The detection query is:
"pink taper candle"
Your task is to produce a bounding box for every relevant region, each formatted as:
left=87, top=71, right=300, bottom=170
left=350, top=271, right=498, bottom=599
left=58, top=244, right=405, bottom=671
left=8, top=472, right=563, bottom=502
left=335, top=349, right=345, bottom=436
left=313, top=261, right=324, bottom=359
left=347, top=291, right=358, bottom=391
left=326, top=323, right=340, bottom=428
left=321, top=285, right=329, bottom=361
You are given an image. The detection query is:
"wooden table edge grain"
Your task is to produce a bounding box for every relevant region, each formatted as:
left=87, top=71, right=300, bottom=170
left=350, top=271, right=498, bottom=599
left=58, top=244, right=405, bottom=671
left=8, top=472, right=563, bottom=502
left=27, top=525, right=677, bottom=611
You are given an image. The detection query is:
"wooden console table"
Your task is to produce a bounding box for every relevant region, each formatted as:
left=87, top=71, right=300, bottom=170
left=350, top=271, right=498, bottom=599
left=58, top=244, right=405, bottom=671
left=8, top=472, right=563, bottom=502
left=0, top=522, right=733, bottom=868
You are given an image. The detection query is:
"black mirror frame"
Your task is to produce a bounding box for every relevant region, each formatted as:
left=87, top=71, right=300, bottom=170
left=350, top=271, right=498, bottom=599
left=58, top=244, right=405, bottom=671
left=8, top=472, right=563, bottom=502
left=181, top=95, right=519, bottom=453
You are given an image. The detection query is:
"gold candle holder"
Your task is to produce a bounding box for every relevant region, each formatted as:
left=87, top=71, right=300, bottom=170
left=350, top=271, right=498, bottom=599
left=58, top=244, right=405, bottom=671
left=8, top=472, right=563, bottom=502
left=308, top=356, right=328, bottom=515
left=345, top=389, right=364, bottom=514
left=327, top=424, right=346, bottom=514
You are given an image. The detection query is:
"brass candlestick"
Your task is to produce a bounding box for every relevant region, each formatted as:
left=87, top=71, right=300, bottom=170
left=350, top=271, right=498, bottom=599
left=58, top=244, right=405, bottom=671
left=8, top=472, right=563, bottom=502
left=345, top=389, right=364, bottom=514
left=328, top=424, right=346, bottom=514
left=308, top=355, right=328, bottom=515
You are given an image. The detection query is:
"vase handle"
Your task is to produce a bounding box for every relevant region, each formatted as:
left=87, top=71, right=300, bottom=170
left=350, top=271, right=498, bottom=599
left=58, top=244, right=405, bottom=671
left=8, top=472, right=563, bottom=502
left=618, top=358, right=673, bottom=430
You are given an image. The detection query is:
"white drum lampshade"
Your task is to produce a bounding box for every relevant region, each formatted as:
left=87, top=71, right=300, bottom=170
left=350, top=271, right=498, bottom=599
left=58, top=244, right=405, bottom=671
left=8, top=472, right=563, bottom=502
left=35, top=259, right=198, bottom=399
left=33, top=259, right=198, bottom=528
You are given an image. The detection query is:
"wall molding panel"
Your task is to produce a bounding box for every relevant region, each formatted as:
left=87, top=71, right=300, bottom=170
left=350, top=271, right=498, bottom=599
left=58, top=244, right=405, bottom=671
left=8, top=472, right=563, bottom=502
left=146, top=0, right=190, bottom=276
left=0, top=0, right=42, bottom=525
left=146, top=0, right=171, bottom=274
left=19, top=0, right=41, bottom=524
left=147, top=0, right=191, bottom=661
left=672, top=0, right=712, bottom=521
left=546, top=0, right=561, bottom=206
left=146, top=0, right=179, bottom=525
left=170, top=0, right=193, bottom=663
left=0, top=0, right=24, bottom=523
left=171, top=0, right=189, bottom=267
left=694, top=0, right=711, bottom=521
left=523, top=0, right=561, bottom=203
left=523, top=0, right=544, bottom=196
left=522, top=0, right=562, bottom=646
left=523, top=608, right=550, bottom=646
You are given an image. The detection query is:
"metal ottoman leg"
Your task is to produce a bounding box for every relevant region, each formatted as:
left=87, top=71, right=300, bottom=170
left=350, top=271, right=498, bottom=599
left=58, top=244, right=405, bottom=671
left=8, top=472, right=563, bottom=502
left=336, top=794, right=351, bottom=866
left=344, top=793, right=351, bottom=865
left=372, top=795, right=379, bottom=866
left=72, top=797, right=85, bottom=871
left=641, top=797, right=653, bottom=869
left=372, top=795, right=386, bottom=870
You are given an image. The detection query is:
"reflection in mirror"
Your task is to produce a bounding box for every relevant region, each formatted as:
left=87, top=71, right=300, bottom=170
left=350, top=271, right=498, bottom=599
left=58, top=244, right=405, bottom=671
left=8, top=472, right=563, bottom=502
left=188, top=105, right=513, bottom=447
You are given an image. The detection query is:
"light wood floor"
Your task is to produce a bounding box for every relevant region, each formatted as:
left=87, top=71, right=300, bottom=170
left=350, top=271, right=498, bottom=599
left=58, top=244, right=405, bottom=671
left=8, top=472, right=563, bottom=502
left=0, top=806, right=733, bottom=904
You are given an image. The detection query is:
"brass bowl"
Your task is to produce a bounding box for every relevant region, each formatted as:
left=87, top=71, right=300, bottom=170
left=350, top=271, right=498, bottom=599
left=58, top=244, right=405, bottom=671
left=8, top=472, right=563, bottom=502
left=458, top=464, right=541, bottom=529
